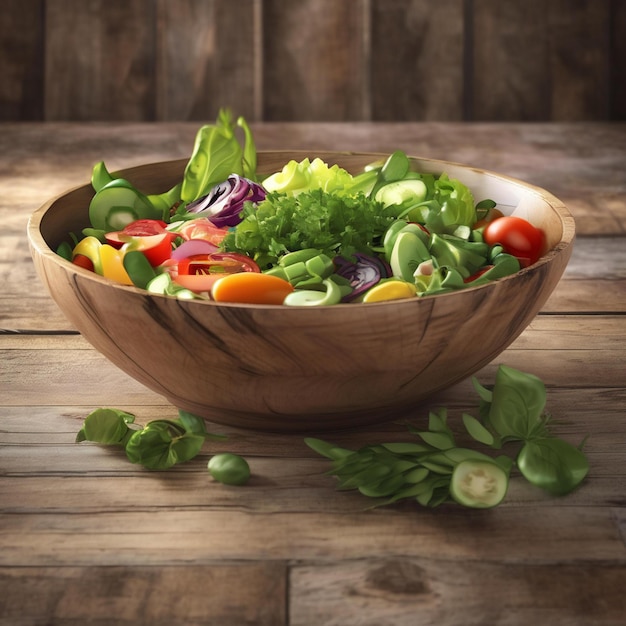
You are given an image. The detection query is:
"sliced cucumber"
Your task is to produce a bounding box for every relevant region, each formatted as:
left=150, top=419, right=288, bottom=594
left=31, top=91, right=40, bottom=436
left=450, top=459, right=509, bottom=509
left=375, top=179, right=427, bottom=208
left=89, top=179, right=160, bottom=231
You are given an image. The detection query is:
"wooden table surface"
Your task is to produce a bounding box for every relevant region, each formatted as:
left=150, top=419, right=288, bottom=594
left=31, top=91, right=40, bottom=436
left=1, top=122, right=625, bottom=625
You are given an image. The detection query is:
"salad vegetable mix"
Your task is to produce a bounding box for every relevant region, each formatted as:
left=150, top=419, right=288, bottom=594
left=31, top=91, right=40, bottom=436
left=57, top=110, right=546, bottom=305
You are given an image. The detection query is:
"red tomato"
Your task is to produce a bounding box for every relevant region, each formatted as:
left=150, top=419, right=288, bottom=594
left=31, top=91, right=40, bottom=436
left=178, top=253, right=260, bottom=277
left=119, top=233, right=173, bottom=267
left=122, top=219, right=169, bottom=236
left=106, top=220, right=177, bottom=252
left=72, top=254, right=95, bottom=272
left=483, top=216, right=545, bottom=268
left=172, top=253, right=260, bottom=294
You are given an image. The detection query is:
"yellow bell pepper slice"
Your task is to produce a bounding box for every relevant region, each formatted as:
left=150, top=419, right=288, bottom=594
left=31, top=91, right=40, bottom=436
left=99, top=244, right=133, bottom=285
left=363, top=280, right=417, bottom=303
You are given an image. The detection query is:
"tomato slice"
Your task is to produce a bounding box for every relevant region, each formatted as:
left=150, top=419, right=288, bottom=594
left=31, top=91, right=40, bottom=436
left=482, top=216, right=545, bottom=267
left=72, top=254, right=95, bottom=272
left=120, top=233, right=173, bottom=267
left=122, top=219, right=169, bottom=236
left=171, top=253, right=260, bottom=294
left=178, top=253, right=260, bottom=276
left=177, top=218, right=229, bottom=245
left=106, top=219, right=177, bottom=254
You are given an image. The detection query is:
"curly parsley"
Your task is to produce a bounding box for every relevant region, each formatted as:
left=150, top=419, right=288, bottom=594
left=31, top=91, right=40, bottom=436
left=221, top=189, right=394, bottom=268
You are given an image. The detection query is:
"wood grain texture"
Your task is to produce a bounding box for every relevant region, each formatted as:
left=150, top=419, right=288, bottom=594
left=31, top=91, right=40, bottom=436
left=156, top=0, right=258, bottom=121
left=1, top=0, right=624, bottom=121
left=471, top=0, right=612, bottom=121
left=261, top=0, right=368, bottom=121
left=44, top=0, right=157, bottom=121
left=289, top=557, right=626, bottom=625
left=611, top=0, right=626, bottom=120
left=0, top=565, right=286, bottom=626
left=0, top=0, right=45, bottom=120
left=370, top=0, right=465, bottom=120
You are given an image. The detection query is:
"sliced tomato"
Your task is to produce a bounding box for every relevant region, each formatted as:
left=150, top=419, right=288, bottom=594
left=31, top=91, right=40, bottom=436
left=72, top=254, right=95, bottom=272
left=173, top=273, right=225, bottom=293
left=177, top=218, right=229, bottom=245
left=106, top=219, right=177, bottom=252
left=122, top=219, right=169, bottom=236
left=121, top=233, right=173, bottom=267
left=171, top=253, right=260, bottom=294
left=463, top=266, right=493, bottom=283
left=483, top=216, right=545, bottom=268
left=178, top=253, right=260, bottom=277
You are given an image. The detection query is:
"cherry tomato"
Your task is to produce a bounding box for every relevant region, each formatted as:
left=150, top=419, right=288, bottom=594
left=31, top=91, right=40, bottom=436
left=211, top=273, right=294, bottom=304
left=72, top=254, right=95, bottom=272
left=482, top=216, right=545, bottom=267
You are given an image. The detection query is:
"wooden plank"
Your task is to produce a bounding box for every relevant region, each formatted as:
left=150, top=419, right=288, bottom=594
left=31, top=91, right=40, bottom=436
left=0, top=507, right=623, bottom=567
left=0, top=0, right=45, bottom=120
left=369, top=0, right=465, bottom=121
left=155, top=0, right=258, bottom=121
left=471, top=0, right=612, bottom=121
left=44, top=0, right=157, bottom=121
left=0, top=564, right=286, bottom=626
left=262, top=0, right=368, bottom=121
left=611, top=0, right=626, bottom=119
left=546, top=0, right=612, bottom=120
left=289, top=557, right=626, bottom=626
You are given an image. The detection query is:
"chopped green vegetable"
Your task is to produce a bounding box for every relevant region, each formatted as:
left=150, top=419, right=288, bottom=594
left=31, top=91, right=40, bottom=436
left=450, top=459, right=508, bottom=508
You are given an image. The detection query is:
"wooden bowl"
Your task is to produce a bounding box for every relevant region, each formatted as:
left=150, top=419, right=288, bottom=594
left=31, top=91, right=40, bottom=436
left=28, top=152, right=575, bottom=432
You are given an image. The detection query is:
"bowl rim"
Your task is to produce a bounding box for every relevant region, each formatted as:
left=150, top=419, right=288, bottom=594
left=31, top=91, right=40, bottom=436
left=27, top=151, right=576, bottom=310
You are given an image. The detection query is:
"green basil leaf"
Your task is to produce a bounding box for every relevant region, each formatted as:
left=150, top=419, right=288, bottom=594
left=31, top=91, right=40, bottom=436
left=517, top=438, right=589, bottom=495
left=416, top=431, right=455, bottom=450
left=170, top=433, right=206, bottom=464
left=489, top=365, right=547, bottom=439
left=462, top=413, right=495, bottom=446
left=79, top=408, right=134, bottom=445
left=125, top=423, right=179, bottom=470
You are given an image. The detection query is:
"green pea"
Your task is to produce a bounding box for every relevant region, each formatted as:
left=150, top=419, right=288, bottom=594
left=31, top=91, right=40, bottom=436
left=208, top=453, right=251, bottom=486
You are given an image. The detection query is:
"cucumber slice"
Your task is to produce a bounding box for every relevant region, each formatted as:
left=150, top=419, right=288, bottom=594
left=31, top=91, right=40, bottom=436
left=450, top=459, right=509, bottom=508
left=89, top=180, right=160, bottom=231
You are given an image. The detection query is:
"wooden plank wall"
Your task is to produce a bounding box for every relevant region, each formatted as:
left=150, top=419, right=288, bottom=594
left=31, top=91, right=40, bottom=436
left=0, top=0, right=623, bottom=122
